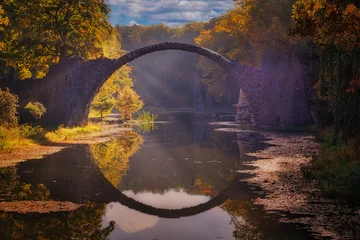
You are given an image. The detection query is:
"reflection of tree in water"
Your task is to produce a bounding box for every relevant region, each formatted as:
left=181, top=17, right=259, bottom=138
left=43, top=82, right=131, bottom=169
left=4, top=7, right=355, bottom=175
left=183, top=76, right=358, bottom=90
left=0, top=203, right=114, bottom=240
left=0, top=167, right=115, bottom=239
left=0, top=167, right=50, bottom=201
left=137, top=122, right=158, bottom=133
left=221, top=199, right=262, bottom=240
left=0, top=167, right=17, bottom=196
left=90, top=131, right=143, bottom=188
left=116, top=122, right=241, bottom=196
left=189, top=129, right=240, bottom=196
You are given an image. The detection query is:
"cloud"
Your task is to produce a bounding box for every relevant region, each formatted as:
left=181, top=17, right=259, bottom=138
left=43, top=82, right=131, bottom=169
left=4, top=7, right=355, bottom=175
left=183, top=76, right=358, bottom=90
left=106, top=0, right=234, bottom=26
left=128, top=20, right=141, bottom=26
left=101, top=189, right=210, bottom=234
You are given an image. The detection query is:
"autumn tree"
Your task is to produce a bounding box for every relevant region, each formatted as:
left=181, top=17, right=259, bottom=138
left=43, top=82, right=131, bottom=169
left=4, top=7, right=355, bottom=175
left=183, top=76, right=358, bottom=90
left=115, top=87, right=144, bottom=121
left=0, top=88, right=18, bottom=126
left=292, top=0, right=360, bottom=139
left=90, top=64, right=134, bottom=118
left=90, top=90, right=115, bottom=118
left=195, top=0, right=299, bottom=99
left=1, top=0, right=112, bottom=79
left=0, top=4, right=8, bottom=52
left=0, top=203, right=114, bottom=240
left=90, top=131, right=143, bottom=187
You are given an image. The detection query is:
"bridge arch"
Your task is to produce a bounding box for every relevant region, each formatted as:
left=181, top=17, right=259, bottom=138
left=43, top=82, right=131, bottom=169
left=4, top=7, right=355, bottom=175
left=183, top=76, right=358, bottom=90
left=79, top=42, right=236, bottom=126
left=14, top=42, right=238, bottom=126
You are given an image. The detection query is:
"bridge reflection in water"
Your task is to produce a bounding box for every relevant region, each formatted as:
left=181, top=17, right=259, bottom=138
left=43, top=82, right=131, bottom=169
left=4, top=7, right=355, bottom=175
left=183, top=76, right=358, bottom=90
left=17, top=122, right=252, bottom=219
left=7, top=117, right=316, bottom=240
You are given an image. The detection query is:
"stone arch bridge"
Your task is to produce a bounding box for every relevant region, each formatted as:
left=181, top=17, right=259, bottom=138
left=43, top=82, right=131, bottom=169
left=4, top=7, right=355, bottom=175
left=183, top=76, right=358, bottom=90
left=12, top=42, right=312, bottom=127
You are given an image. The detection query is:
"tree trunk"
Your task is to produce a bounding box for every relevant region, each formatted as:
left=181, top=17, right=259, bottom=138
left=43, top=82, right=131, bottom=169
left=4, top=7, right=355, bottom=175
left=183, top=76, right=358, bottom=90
left=59, top=45, right=68, bottom=63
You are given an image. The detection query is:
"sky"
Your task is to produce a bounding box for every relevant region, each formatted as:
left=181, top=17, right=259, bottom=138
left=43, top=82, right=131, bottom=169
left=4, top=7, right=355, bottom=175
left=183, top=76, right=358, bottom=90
left=105, top=0, right=235, bottom=27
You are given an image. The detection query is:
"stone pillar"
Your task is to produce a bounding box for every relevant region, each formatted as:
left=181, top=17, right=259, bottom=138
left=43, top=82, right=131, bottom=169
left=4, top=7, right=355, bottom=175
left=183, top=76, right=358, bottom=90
left=234, top=89, right=256, bottom=126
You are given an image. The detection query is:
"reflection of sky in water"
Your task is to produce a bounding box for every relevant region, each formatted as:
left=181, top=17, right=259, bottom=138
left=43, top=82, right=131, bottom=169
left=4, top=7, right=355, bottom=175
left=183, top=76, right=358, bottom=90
left=102, top=189, right=235, bottom=240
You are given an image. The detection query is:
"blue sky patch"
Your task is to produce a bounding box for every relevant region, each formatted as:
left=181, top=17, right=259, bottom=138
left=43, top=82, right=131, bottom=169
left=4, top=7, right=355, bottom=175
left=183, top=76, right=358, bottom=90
left=106, top=0, right=234, bottom=26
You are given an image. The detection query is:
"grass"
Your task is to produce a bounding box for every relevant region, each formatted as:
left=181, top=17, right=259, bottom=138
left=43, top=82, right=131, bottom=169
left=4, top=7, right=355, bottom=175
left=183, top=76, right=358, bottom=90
left=136, top=111, right=158, bottom=123
left=45, top=124, right=101, bottom=142
left=303, top=128, right=360, bottom=202
left=0, top=123, right=102, bottom=153
left=0, top=125, right=44, bottom=153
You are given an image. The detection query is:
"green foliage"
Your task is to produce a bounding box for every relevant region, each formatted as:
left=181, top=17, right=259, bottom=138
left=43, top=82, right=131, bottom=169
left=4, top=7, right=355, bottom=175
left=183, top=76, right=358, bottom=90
left=0, top=203, right=114, bottom=240
left=195, top=0, right=300, bottom=99
left=45, top=124, right=101, bottom=142
left=0, top=88, right=18, bottom=126
left=137, top=111, right=158, bottom=122
left=90, top=65, right=133, bottom=118
left=116, top=22, right=205, bottom=50
left=0, top=125, right=44, bottom=153
left=115, top=87, right=144, bottom=121
left=1, top=0, right=112, bottom=79
left=24, top=102, right=46, bottom=119
left=307, top=130, right=360, bottom=201
left=90, top=91, right=115, bottom=118
left=292, top=0, right=360, bottom=140
left=136, top=111, right=158, bottom=132
left=116, top=23, right=212, bottom=108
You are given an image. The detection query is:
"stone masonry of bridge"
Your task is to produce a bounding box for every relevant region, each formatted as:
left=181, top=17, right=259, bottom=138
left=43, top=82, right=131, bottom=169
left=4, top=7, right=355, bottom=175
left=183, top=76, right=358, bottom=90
left=11, top=42, right=313, bottom=127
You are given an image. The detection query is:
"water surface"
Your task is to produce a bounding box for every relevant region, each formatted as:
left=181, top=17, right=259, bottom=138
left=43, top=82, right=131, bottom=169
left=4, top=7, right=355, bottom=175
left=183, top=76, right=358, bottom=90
left=0, top=113, right=317, bottom=239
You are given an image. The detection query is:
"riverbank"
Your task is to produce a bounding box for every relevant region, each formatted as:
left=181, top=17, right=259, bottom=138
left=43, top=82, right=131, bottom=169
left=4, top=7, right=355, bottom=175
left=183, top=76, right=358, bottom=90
left=0, top=124, right=131, bottom=168
left=239, top=132, right=360, bottom=239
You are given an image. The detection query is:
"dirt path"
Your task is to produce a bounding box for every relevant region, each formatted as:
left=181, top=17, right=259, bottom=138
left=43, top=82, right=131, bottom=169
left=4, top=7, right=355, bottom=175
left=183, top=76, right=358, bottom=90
left=0, top=124, right=131, bottom=168
left=240, top=133, right=360, bottom=239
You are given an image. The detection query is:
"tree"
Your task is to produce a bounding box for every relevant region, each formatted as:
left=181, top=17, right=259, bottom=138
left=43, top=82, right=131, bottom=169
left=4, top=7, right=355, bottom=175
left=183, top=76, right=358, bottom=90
left=115, top=87, right=144, bottom=121
left=0, top=88, right=18, bottom=126
left=1, top=0, right=112, bottom=79
left=90, top=65, right=133, bottom=118
left=90, top=131, right=143, bottom=187
left=292, top=0, right=360, bottom=139
left=195, top=0, right=299, bottom=99
left=90, top=89, right=115, bottom=118
left=0, top=4, right=9, bottom=52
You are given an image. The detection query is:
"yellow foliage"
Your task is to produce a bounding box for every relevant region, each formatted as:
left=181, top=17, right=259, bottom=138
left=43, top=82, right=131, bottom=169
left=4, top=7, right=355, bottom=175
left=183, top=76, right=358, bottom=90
left=115, top=86, right=144, bottom=121
left=90, top=131, right=143, bottom=187
left=45, top=124, right=101, bottom=142
left=292, top=0, right=360, bottom=51
left=0, top=126, right=36, bottom=153
left=90, top=65, right=133, bottom=118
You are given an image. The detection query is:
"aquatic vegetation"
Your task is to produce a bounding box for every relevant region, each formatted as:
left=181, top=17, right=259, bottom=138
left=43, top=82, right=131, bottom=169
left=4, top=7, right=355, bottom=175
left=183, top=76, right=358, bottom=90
left=137, top=111, right=158, bottom=123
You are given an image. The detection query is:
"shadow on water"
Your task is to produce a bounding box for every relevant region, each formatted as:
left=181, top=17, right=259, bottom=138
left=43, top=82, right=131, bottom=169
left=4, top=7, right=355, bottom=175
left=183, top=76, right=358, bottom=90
left=0, top=113, right=317, bottom=239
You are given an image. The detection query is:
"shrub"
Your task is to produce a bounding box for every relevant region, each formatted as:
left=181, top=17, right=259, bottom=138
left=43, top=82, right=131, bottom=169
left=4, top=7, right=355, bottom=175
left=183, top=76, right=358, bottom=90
left=0, top=125, right=40, bottom=153
left=308, top=131, right=360, bottom=202
left=137, top=111, right=158, bottom=122
left=0, top=88, right=18, bottom=126
left=24, top=102, right=46, bottom=119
